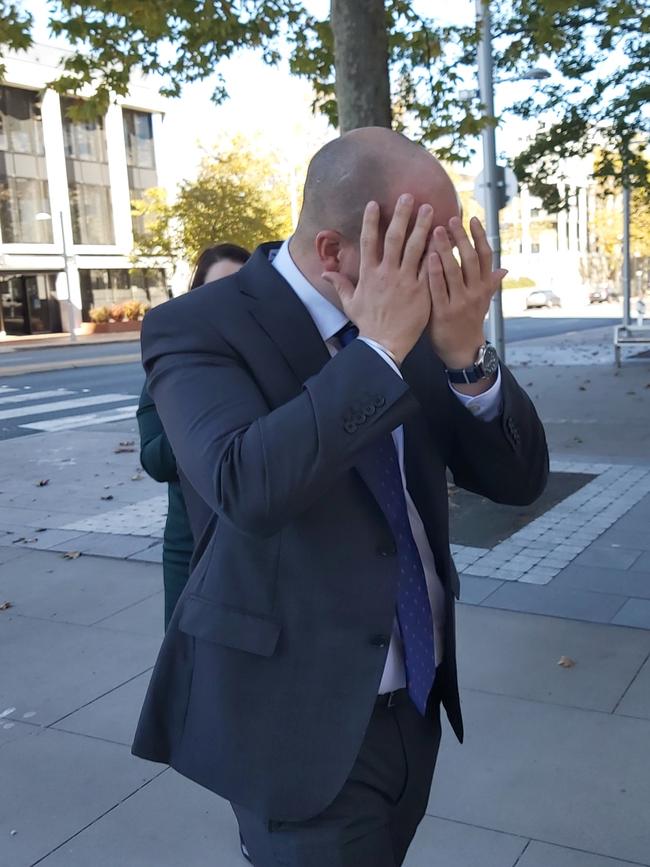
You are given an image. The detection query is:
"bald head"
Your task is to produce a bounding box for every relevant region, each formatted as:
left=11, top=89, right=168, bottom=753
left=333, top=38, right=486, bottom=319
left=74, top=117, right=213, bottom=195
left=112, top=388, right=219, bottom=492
left=295, top=127, right=458, bottom=244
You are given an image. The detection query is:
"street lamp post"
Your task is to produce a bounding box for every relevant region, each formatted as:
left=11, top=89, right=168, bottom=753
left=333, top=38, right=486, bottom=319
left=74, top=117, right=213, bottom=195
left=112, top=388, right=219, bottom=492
left=476, top=0, right=505, bottom=362
left=474, top=0, right=550, bottom=364
left=35, top=210, right=77, bottom=342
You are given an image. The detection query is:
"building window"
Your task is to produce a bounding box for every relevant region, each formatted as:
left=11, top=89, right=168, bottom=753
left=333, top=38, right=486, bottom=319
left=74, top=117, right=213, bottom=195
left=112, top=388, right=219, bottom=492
left=122, top=109, right=158, bottom=237
left=0, top=86, right=53, bottom=244
left=79, top=267, right=168, bottom=320
left=531, top=242, right=540, bottom=254
left=61, top=98, right=115, bottom=245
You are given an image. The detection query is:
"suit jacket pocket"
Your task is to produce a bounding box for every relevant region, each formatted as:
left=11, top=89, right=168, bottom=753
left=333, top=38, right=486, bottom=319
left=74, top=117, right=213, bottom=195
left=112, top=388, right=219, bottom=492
left=178, top=593, right=281, bottom=657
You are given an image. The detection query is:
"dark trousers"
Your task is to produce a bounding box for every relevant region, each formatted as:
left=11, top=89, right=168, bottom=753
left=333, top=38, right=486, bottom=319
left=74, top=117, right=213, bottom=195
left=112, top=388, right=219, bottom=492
left=232, top=689, right=442, bottom=867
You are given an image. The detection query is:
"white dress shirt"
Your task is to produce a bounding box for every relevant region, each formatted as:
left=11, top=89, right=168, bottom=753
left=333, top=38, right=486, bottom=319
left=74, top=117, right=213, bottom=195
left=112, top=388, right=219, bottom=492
left=272, top=240, right=502, bottom=692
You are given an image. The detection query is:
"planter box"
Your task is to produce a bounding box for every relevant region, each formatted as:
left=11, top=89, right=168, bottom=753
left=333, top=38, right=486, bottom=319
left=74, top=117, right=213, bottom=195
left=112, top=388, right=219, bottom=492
left=79, top=320, right=142, bottom=335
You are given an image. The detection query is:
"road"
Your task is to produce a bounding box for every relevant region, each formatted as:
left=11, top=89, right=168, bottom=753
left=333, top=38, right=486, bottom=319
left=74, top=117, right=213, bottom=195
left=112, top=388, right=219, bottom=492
left=0, top=314, right=621, bottom=441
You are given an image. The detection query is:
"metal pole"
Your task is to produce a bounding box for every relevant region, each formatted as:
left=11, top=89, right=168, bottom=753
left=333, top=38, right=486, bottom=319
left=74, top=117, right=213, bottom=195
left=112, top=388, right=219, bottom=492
left=622, top=184, right=631, bottom=328
left=476, top=0, right=505, bottom=362
left=59, top=210, right=77, bottom=342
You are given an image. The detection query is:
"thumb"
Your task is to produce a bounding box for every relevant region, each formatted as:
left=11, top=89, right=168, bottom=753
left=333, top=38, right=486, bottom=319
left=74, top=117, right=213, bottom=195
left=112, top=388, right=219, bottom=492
left=322, top=271, right=355, bottom=308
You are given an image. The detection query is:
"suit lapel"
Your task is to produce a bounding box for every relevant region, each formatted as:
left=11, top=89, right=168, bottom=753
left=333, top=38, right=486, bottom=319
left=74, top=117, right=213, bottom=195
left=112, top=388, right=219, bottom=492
left=238, top=243, right=331, bottom=386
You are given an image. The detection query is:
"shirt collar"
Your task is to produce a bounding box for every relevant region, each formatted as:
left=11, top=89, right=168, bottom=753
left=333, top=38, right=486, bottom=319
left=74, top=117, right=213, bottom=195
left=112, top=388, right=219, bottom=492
left=271, top=239, right=347, bottom=343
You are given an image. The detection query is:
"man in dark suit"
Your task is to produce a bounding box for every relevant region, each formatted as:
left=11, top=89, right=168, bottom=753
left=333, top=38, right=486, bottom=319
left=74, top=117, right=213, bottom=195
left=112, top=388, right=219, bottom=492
left=132, top=127, right=548, bottom=866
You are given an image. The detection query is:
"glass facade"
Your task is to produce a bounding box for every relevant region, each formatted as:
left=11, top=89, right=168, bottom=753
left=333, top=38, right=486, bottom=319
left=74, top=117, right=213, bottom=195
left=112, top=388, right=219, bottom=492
left=0, top=273, right=61, bottom=335
left=122, top=109, right=157, bottom=236
left=79, top=267, right=168, bottom=320
left=0, top=87, right=53, bottom=244
left=61, top=98, right=115, bottom=245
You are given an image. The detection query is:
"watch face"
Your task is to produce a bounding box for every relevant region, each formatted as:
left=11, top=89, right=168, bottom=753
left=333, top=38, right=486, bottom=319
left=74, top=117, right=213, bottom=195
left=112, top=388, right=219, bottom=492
left=481, top=344, right=499, bottom=375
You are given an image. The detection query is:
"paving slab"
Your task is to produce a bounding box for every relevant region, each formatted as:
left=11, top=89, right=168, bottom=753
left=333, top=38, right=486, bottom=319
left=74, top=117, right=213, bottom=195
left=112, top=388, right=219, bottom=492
left=0, top=718, right=37, bottom=753
left=612, top=598, right=650, bottom=630
left=630, top=550, right=650, bottom=573
left=572, top=545, right=644, bottom=570
left=404, top=816, right=526, bottom=867
left=93, top=590, right=164, bottom=637
left=54, top=671, right=151, bottom=746
left=1, top=611, right=159, bottom=725
left=128, top=542, right=164, bottom=564
left=0, top=727, right=162, bottom=867
left=428, top=690, right=650, bottom=865
left=552, top=564, right=650, bottom=599
left=35, top=767, right=242, bottom=867
left=458, top=575, right=503, bottom=604
left=481, top=581, right=626, bottom=623
left=44, top=531, right=158, bottom=558
left=456, top=605, right=650, bottom=712
left=615, top=656, right=650, bottom=720
left=517, top=840, right=645, bottom=867
left=0, top=549, right=162, bottom=626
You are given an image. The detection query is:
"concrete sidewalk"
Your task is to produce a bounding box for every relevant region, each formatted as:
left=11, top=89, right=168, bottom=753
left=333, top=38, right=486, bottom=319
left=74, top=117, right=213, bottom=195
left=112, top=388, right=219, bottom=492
left=1, top=329, right=650, bottom=866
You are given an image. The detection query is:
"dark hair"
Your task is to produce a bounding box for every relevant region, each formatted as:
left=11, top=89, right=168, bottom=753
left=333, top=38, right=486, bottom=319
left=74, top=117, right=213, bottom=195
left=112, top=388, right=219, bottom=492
left=188, top=243, right=250, bottom=291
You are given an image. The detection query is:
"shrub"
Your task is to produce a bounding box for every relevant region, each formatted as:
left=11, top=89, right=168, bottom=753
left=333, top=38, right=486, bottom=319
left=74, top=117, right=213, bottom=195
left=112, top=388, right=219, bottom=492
left=139, top=302, right=151, bottom=317
left=110, top=304, right=125, bottom=322
left=123, top=300, right=143, bottom=321
left=89, top=306, right=110, bottom=323
left=503, top=276, right=536, bottom=290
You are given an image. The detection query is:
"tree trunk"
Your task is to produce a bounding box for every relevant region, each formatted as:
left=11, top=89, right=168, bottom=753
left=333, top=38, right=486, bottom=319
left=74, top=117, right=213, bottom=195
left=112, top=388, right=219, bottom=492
left=330, top=0, right=392, bottom=133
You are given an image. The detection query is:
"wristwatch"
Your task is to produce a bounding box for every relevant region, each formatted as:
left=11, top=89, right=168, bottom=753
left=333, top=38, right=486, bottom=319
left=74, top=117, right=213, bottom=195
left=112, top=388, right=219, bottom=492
left=446, top=342, right=499, bottom=384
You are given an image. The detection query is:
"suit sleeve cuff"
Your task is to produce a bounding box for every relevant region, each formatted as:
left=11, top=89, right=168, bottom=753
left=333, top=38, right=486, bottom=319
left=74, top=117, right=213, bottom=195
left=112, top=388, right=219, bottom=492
left=357, top=337, right=403, bottom=378
left=449, top=366, right=503, bottom=421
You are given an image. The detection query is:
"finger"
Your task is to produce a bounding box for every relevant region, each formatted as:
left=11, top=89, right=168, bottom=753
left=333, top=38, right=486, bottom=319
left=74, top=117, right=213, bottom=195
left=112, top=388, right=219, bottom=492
left=321, top=271, right=355, bottom=308
left=469, top=216, right=494, bottom=280
left=432, top=226, right=464, bottom=296
left=402, top=203, right=434, bottom=274
left=448, top=216, right=480, bottom=286
left=427, top=251, right=450, bottom=309
left=359, top=201, right=380, bottom=270
left=382, top=193, right=414, bottom=267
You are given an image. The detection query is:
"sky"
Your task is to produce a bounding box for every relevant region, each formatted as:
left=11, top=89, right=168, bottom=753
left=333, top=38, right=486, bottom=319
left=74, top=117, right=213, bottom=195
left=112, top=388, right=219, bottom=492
left=27, top=0, right=539, bottom=194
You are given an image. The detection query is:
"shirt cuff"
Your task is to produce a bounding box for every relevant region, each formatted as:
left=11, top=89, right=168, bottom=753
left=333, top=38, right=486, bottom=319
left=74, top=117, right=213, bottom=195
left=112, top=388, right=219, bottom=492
left=449, top=366, right=502, bottom=421
left=358, top=337, right=403, bottom=378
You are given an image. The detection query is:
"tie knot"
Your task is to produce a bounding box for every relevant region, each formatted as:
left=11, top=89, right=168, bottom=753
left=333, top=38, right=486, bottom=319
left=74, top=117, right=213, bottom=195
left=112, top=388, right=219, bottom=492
left=338, top=322, right=359, bottom=347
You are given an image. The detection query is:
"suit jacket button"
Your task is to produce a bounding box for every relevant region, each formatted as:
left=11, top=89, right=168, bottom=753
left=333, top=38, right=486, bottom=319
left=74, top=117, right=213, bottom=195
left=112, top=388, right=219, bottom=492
left=352, top=411, right=366, bottom=425
left=364, top=403, right=376, bottom=416
left=344, top=421, right=357, bottom=433
left=373, top=396, right=386, bottom=408
left=370, top=635, right=390, bottom=647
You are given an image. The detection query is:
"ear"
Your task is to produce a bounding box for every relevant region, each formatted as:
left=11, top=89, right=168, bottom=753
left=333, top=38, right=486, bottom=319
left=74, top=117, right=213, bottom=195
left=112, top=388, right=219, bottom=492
left=315, top=230, right=342, bottom=272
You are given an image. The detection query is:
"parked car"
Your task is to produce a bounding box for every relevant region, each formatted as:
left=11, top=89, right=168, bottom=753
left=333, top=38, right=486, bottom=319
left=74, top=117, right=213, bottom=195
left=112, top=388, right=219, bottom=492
left=525, top=289, right=562, bottom=309
left=589, top=285, right=619, bottom=304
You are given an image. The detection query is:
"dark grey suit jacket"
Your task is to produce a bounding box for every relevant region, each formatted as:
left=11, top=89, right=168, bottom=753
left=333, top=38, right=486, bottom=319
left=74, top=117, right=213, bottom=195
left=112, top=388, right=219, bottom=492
left=132, top=242, right=548, bottom=821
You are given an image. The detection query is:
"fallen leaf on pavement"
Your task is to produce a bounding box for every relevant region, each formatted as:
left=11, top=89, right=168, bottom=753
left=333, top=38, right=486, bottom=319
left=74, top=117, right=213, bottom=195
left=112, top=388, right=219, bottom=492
left=0, top=601, right=12, bottom=611
left=35, top=528, right=47, bottom=533
left=62, top=551, right=81, bottom=560
left=36, top=479, right=50, bottom=487
left=574, top=436, right=583, bottom=443
left=626, top=391, right=637, bottom=396
left=579, top=386, right=587, bottom=391
left=645, top=384, right=650, bottom=389
left=114, top=446, right=136, bottom=453
left=119, top=440, right=135, bottom=447
left=558, top=656, right=576, bottom=668
left=101, top=494, right=114, bottom=500
left=131, top=472, right=144, bottom=481
left=11, top=537, right=25, bottom=544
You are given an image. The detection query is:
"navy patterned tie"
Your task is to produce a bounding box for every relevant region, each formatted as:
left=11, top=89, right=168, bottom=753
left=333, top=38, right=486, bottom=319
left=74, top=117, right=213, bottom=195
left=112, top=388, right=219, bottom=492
left=338, top=323, right=436, bottom=714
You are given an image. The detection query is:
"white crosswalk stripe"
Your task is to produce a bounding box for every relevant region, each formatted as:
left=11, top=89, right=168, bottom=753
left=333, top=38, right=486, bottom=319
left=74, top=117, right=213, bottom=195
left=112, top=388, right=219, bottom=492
left=0, top=386, right=19, bottom=394
left=0, top=388, right=74, bottom=405
left=0, top=393, right=134, bottom=421
left=21, top=404, right=138, bottom=432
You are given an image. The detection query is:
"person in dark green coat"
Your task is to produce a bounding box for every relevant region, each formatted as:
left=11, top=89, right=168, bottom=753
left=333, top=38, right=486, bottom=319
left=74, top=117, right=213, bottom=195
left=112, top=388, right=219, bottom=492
left=138, top=243, right=250, bottom=629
